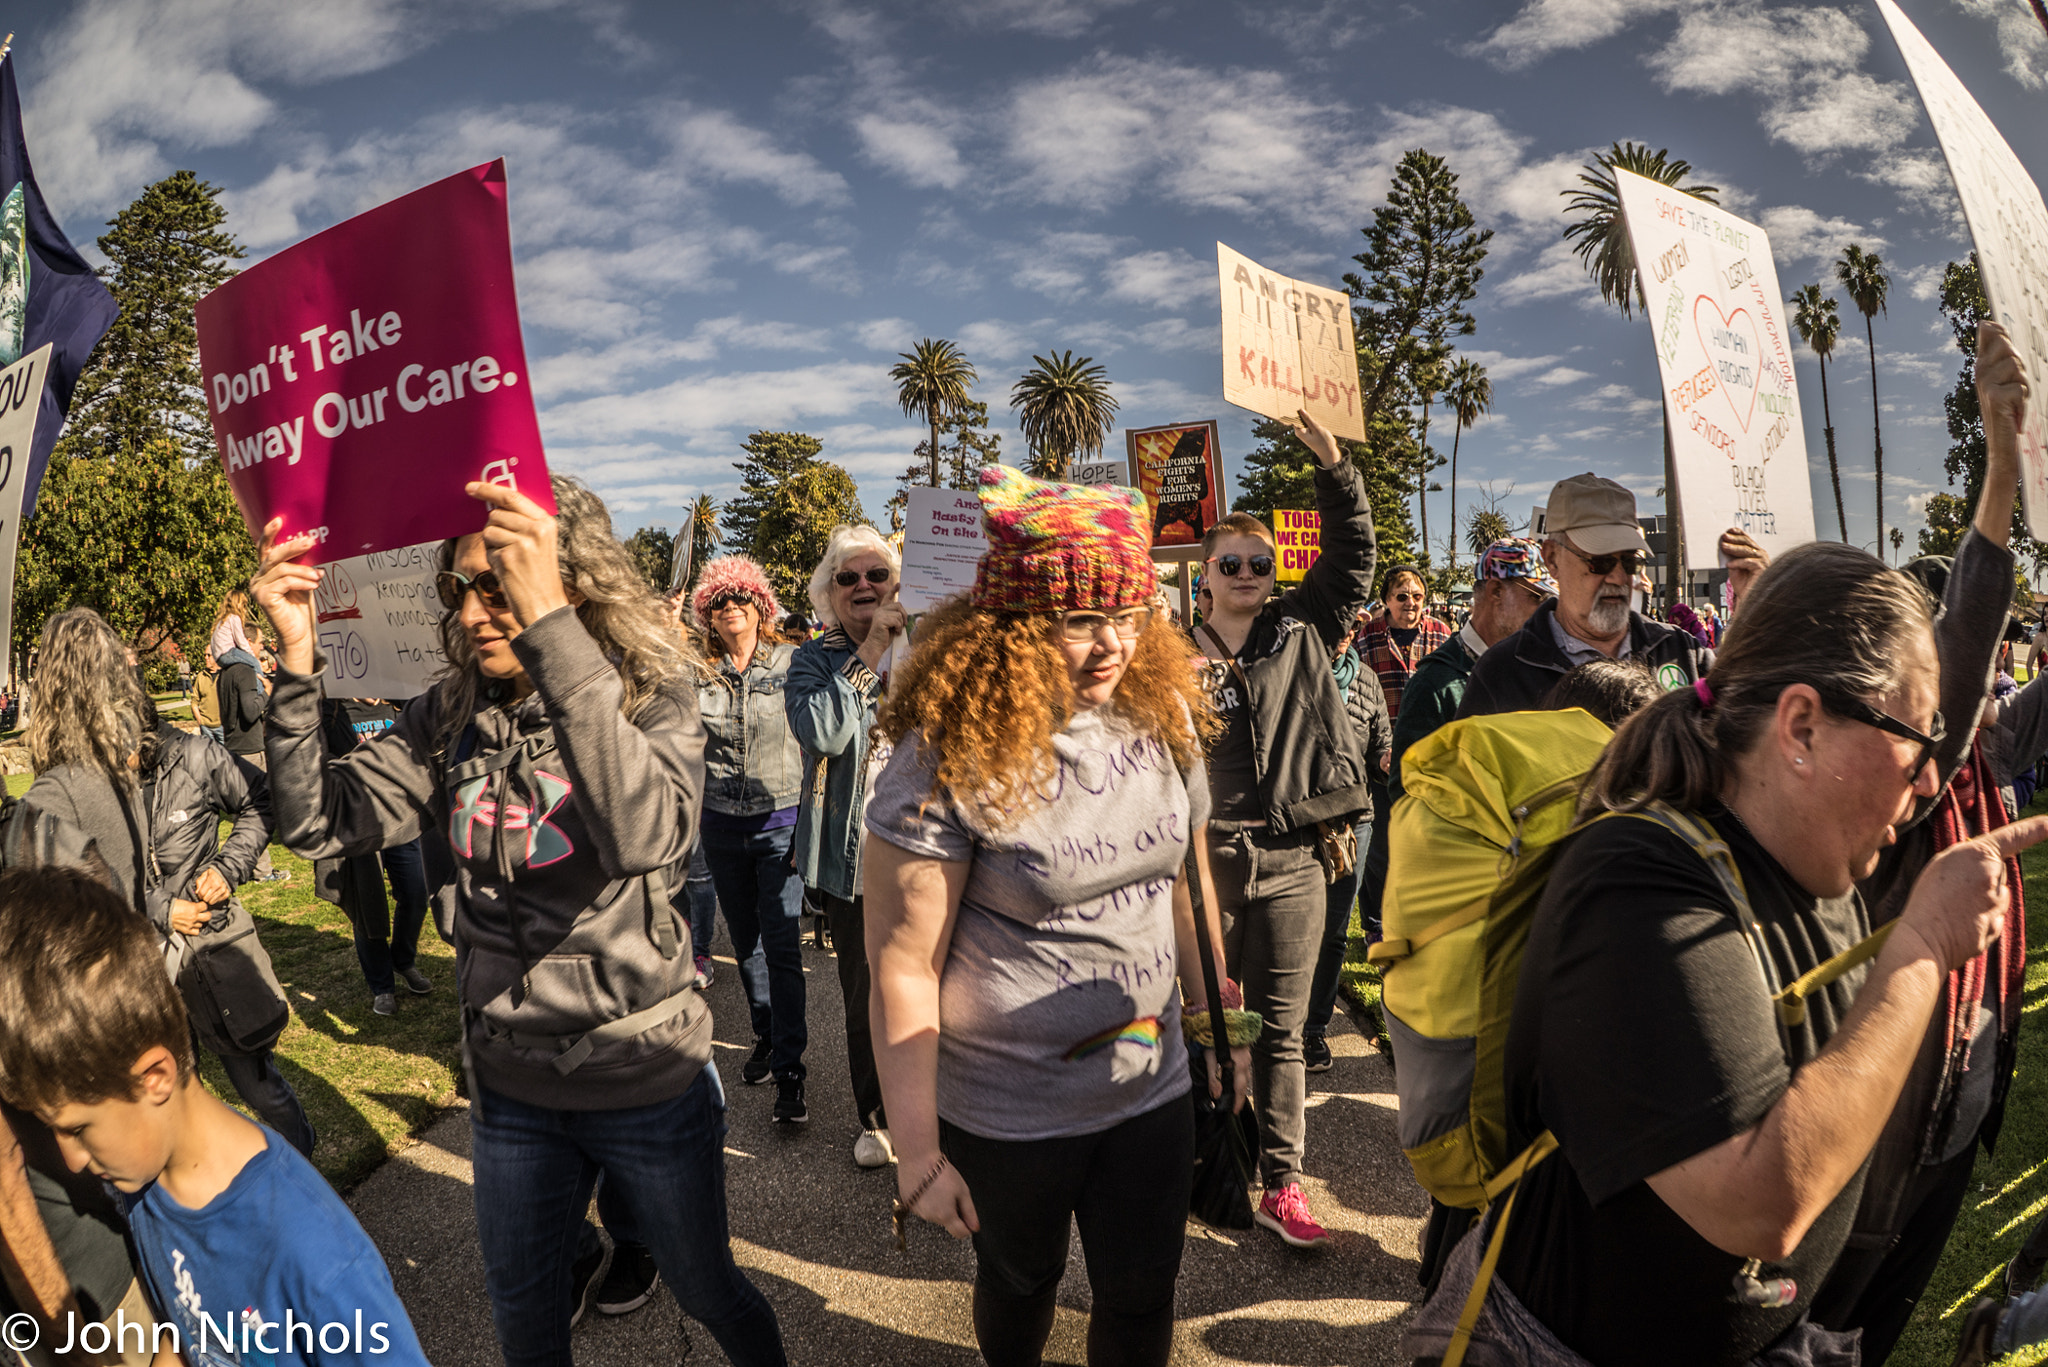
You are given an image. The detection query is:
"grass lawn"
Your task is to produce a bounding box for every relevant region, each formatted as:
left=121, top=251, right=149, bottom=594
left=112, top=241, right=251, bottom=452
left=1340, top=793, right=2048, bottom=1367
left=4, top=765, right=464, bottom=1194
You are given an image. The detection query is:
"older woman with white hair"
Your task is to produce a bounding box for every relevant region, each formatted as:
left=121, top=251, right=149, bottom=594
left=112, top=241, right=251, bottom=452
left=786, top=522, right=903, bottom=1170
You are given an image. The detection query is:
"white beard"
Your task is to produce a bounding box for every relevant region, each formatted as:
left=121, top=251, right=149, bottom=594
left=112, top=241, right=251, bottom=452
left=1586, top=596, right=1631, bottom=636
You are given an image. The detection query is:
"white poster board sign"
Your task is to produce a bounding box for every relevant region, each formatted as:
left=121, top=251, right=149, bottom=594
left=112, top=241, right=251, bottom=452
left=0, top=346, right=51, bottom=670
left=898, top=486, right=988, bottom=613
left=1876, top=0, right=2048, bottom=537
left=1074, top=459, right=1128, bottom=487
left=312, top=539, right=447, bottom=699
left=1614, top=168, right=1816, bottom=568
left=1217, top=242, right=1367, bottom=443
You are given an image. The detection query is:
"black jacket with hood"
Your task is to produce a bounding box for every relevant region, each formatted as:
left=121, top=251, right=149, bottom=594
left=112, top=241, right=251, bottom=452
left=1454, top=596, right=1711, bottom=719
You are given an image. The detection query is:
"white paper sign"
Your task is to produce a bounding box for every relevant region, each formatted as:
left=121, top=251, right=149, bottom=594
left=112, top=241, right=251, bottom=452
left=0, top=346, right=51, bottom=668
left=312, top=540, right=447, bottom=699
left=1217, top=242, right=1368, bottom=443
left=898, top=486, right=988, bottom=613
left=1876, top=0, right=2048, bottom=537
left=1614, top=168, right=1816, bottom=568
left=1074, top=460, right=1128, bottom=487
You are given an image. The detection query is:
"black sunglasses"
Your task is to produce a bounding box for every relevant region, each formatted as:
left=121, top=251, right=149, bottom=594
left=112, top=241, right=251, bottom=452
left=707, top=592, right=754, bottom=612
left=834, top=567, right=893, bottom=588
left=1822, top=692, right=1946, bottom=782
left=1213, top=553, right=1275, bottom=578
left=1560, top=542, right=1648, bottom=577
left=436, top=569, right=508, bottom=612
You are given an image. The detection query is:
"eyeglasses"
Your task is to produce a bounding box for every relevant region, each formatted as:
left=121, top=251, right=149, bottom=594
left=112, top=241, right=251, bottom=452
left=1212, top=553, right=1274, bottom=578
left=834, top=567, right=893, bottom=588
left=436, top=569, right=509, bottom=612
left=1559, top=542, right=1648, bottom=577
left=1822, top=692, right=1945, bottom=782
left=707, top=593, right=753, bottom=612
left=1390, top=592, right=1424, bottom=603
left=1059, top=607, right=1151, bottom=642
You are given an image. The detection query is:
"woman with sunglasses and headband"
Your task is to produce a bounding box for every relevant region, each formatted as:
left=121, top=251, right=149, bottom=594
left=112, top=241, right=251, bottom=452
left=1191, top=407, right=1376, bottom=1250
left=689, top=555, right=812, bottom=1125
left=869, top=465, right=1241, bottom=1367
left=250, top=477, right=787, bottom=1367
left=786, top=523, right=904, bottom=1170
left=1405, top=539, right=2048, bottom=1367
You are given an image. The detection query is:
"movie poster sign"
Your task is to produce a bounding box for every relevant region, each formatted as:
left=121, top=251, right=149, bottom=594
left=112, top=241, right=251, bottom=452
left=1126, top=421, right=1224, bottom=548
left=1217, top=243, right=1367, bottom=443
left=1613, top=167, right=1816, bottom=568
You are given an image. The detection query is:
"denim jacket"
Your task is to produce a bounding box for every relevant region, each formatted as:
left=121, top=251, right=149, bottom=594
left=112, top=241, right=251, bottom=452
left=697, top=641, right=804, bottom=816
left=785, top=628, right=882, bottom=900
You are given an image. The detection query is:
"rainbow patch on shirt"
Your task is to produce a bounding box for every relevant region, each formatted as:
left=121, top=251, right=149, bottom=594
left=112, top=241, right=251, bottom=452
left=1063, top=1016, right=1162, bottom=1062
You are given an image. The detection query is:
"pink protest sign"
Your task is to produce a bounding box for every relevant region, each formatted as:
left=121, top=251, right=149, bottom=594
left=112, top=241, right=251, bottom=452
left=195, top=159, right=552, bottom=563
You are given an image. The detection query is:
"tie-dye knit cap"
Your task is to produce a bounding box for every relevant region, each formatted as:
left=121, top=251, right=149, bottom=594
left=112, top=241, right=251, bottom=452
left=971, top=464, right=1158, bottom=615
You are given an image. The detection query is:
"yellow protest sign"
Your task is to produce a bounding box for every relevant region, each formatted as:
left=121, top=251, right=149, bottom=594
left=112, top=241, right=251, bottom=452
left=1272, top=509, right=1321, bottom=582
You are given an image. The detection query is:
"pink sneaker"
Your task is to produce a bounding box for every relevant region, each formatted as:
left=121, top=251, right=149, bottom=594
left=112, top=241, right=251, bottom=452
left=1256, top=1183, right=1331, bottom=1248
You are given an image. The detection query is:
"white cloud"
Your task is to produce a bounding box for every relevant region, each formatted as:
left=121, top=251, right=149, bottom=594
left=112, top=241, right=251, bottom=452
left=854, top=113, right=967, bottom=189
left=1461, top=348, right=1567, bottom=380
left=666, top=108, right=849, bottom=207
left=539, top=361, right=888, bottom=445
left=1490, top=240, right=1599, bottom=307
left=853, top=318, right=918, bottom=350
left=1102, top=249, right=1210, bottom=312
left=956, top=318, right=1052, bottom=363
left=1468, top=0, right=1685, bottom=69
left=1531, top=366, right=1594, bottom=387
left=1756, top=205, right=1881, bottom=267
left=1951, top=0, right=2048, bottom=89
left=942, top=0, right=1145, bottom=38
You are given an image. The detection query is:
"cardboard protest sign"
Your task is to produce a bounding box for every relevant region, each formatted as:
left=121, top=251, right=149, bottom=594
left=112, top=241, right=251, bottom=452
left=1217, top=243, right=1366, bottom=443
left=669, top=508, right=695, bottom=594
left=0, top=344, right=49, bottom=666
left=195, top=160, right=552, bottom=565
left=1073, top=459, right=1129, bottom=487
left=1271, top=509, right=1321, bottom=582
left=1613, top=168, right=1816, bottom=568
left=898, top=486, right=988, bottom=612
left=1126, top=421, right=1224, bottom=547
left=1876, top=0, right=2048, bottom=537
left=311, top=540, right=447, bottom=699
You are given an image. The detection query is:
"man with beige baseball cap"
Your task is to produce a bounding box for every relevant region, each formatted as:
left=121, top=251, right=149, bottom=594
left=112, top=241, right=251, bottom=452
left=1454, top=472, right=1716, bottom=718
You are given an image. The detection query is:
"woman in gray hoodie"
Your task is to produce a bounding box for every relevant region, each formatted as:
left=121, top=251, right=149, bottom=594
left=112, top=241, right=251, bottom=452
left=250, top=476, right=785, bottom=1367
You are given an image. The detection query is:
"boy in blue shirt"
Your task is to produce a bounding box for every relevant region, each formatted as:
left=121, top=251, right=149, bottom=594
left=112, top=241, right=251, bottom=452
left=0, top=866, right=427, bottom=1366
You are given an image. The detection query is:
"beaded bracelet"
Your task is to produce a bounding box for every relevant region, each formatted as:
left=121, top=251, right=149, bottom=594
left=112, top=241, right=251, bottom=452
left=891, top=1154, right=950, bottom=1251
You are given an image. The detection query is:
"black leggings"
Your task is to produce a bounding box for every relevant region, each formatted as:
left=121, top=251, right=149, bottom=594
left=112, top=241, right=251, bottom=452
left=941, top=1094, right=1194, bottom=1367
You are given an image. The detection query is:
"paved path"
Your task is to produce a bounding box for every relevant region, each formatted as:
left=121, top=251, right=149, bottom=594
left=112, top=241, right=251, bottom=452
left=347, top=925, right=1427, bottom=1366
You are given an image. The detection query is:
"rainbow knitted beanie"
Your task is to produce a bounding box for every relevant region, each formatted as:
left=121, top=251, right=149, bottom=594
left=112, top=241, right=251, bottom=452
left=970, top=464, right=1158, bottom=614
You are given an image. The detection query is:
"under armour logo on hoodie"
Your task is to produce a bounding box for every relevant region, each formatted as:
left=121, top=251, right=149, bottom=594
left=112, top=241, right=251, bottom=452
left=449, top=770, right=575, bottom=868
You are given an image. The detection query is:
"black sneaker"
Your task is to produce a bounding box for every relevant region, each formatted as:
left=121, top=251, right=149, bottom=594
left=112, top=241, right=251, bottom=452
left=741, top=1037, right=773, bottom=1085
left=2010, top=1214, right=2048, bottom=1297
left=1951, top=1297, right=2003, bottom=1367
left=594, top=1240, right=660, bottom=1316
left=773, top=1076, right=808, bottom=1124
left=569, top=1243, right=605, bottom=1328
left=1303, top=1032, right=1334, bottom=1074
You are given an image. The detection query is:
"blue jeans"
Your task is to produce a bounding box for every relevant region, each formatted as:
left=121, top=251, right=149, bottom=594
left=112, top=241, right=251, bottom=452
left=703, top=820, right=807, bottom=1081
left=354, top=839, right=429, bottom=996
left=470, top=1069, right=786, bottom=1367
left=1306, top=819, right=1371, bottom=1038
left=685, top=841, right=718, bottom=961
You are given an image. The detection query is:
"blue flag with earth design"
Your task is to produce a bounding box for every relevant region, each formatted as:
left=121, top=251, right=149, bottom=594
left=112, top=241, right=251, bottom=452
left=0, top=50, right=115, bottom=512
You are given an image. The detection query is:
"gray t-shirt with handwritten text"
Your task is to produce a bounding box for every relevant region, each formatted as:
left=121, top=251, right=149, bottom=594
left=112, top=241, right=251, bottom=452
left=866, top=706, right=1209, bottom=1141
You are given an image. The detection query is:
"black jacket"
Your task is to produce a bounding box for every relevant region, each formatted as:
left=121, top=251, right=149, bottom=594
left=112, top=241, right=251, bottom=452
left=1203, top=458, right=1377, bottom=833
left=219, top=660, right=268, bottom=755
left=1343, top=659, right=1393, bottom=823
left=140, top=726, right=274, bottom=932
left=1454, top=597, right=1711, bottom=719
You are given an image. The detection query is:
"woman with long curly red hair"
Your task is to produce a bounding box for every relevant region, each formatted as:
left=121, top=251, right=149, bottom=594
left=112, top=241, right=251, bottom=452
left=866, top=465, right=1247, bottom=1367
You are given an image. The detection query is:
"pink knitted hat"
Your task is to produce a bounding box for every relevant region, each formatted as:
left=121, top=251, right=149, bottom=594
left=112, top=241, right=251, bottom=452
left=691, top=555, right=784, bottom=638
left=970, top=464, right=1158, bottom=614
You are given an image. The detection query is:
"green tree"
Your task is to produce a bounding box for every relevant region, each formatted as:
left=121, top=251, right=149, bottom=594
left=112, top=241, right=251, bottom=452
left=1010, top=351, right=1118, bottom=478
left=890, top=339, right=978, bottom=488
left=1441, top=357, right=1493, bottom=569
left=1836, top=243, right=1891, bottom=551
left=685, top=493, right=722, bottom=589
left=1466, top=505, right=1513, bottom=557
left=725, top=430, right=826, bottom=548
left=15, top=435, right=250, bottom=662
left=1233, top=416, right=1417, bottom=570
left=1888, top=526, right=1902, bottom=564
left=1790, top=283, right=1847, bottom=541
left=623, top=525, right=675, bottom=593
left=1931, top=254, right=2045, bottom=578
left=58, top=171, right=245, bottom=464
left=885, top=400, right=1004, bottom=531
left=748, top=463, right=868, bottom=605
left=1562, top=142, right=1719, bottom=605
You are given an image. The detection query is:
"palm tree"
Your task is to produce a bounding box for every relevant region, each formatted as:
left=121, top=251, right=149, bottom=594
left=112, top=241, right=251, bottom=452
left=1790, top=284, right=1847, bottom=542
left=889, top=339, right=977, bottom=488
left=1562, top=142, right=1719, bottom=608
left=1836, top=244, right=1891, bottom=554
left=1442, top=358, right=1493, bottom=569
left=1010, top=351, right=1119, bottom=479
left=1888, top=526, right=1903, bottom=564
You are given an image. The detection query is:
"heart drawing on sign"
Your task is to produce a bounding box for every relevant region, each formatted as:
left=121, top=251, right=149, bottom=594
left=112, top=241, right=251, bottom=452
left=1693, top=296, right=1762, bottom=437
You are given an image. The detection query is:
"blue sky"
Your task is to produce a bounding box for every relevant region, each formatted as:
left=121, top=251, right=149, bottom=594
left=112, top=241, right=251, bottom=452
left=10, top=0, right=2047, bottom=557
